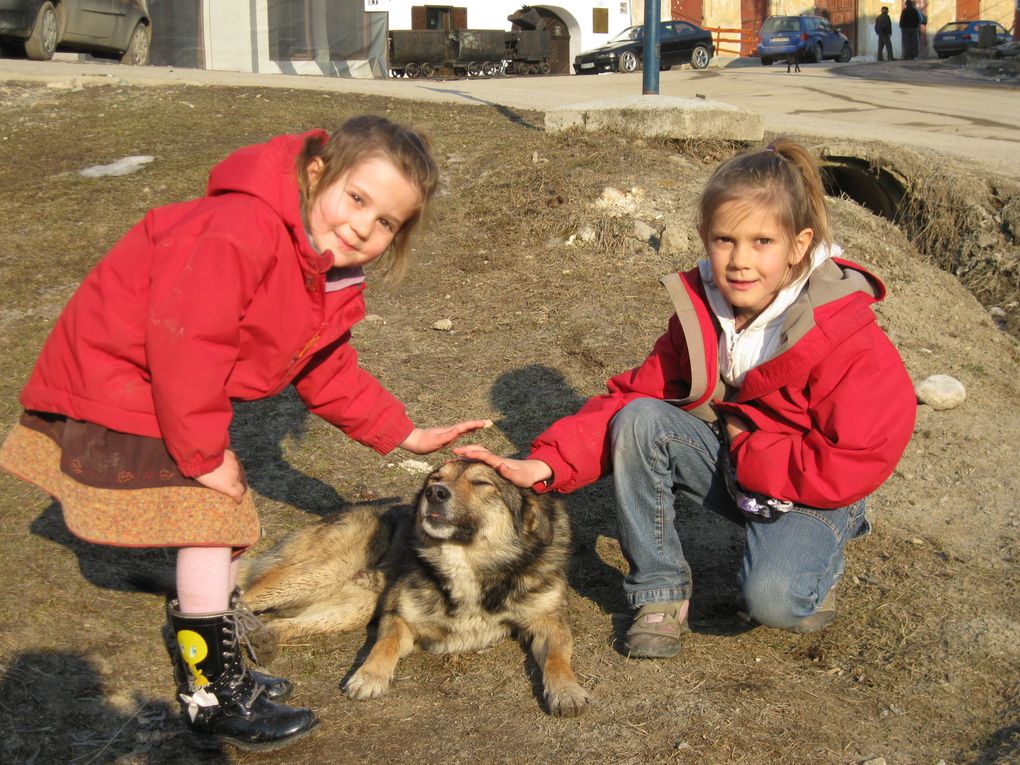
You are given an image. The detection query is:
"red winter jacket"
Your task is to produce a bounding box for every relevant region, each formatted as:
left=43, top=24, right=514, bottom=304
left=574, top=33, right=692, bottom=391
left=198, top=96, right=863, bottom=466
left=529, top=259, right=916, bottom=509
left=20, top=131, right=414, bottom=477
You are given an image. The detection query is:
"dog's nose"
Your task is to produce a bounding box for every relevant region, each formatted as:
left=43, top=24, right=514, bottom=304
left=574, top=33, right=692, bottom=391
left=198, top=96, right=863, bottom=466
left=425, top=484, right=450, bottom=503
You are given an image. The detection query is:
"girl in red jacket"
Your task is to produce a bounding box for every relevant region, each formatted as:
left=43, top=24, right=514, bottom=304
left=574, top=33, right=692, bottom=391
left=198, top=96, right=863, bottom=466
left=0, top=115, right=491, bottom=750
left=457, top=138, right=915, bottom=659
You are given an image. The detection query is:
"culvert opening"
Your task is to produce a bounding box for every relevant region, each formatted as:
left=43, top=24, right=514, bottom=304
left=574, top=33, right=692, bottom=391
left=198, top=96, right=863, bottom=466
left=819, top=156, right=906, bottom=221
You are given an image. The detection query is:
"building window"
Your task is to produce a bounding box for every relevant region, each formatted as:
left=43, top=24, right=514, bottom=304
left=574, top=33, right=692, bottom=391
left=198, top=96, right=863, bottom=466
left=593, top=8, right=609, bottom=33
left=411, top=6, right=467, bottom=31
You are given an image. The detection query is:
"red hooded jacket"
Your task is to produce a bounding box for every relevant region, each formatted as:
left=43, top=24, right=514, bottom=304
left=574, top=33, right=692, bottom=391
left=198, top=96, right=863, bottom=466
left=529, top=259, right=916, bottom=509
left=19, top=131, right=414, bottom=477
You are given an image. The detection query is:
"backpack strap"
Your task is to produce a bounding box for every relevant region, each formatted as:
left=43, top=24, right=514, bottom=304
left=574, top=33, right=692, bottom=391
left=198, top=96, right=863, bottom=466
left=659, top=272, right=718, bottom=418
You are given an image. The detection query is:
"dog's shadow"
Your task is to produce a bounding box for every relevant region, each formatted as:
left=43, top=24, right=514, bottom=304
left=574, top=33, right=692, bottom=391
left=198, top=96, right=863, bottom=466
left=487, top=364, right=750, bottom=644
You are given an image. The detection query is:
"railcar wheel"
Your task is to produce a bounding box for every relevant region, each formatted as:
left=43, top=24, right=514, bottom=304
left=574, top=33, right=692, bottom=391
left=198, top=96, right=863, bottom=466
left=405, top=62, right=421, bottom=78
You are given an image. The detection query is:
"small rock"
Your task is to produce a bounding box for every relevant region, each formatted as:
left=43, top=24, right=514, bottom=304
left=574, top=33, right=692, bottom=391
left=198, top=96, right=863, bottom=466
left=398, top=459, right=432, bottom=475
left=915, top=374, right=966, bottom=411
left=633, top=219, right=658, bottom=243
left=861, top=758, right=887, bottom=765
left=432, top=319, right=453, bottom=331
left=659, top=222, right=691, bottom=256
left=363, top=314, right=384, bottom=322
left=578, top=225, right=597, bottom=243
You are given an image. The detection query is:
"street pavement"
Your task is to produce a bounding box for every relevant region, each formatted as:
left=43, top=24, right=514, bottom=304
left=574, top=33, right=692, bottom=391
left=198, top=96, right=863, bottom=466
left=1, top=56, right=1017, bottom=178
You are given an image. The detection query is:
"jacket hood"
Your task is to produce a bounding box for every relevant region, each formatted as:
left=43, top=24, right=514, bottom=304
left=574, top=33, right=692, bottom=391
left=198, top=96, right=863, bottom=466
left=205, top=130, right=332, bottom=275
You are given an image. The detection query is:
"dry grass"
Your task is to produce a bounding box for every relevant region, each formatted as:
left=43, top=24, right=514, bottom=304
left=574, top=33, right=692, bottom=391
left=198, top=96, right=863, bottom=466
left=0, top=81, right=1017, bottom=765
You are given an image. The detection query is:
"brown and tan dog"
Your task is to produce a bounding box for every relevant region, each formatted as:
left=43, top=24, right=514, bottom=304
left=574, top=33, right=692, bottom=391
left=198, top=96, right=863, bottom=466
left=241, top=460, right=590, bottom=717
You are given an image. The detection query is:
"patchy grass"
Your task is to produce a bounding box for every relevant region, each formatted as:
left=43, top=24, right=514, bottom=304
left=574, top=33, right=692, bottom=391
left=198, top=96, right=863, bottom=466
left=0, top=81, right=1017, bottom=765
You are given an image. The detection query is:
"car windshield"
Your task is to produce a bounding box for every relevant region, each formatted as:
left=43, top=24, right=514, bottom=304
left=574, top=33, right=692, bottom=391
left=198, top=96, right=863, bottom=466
left=761, top=17, right=801, bottom=34
left=609, top=26, right=642, bottom=43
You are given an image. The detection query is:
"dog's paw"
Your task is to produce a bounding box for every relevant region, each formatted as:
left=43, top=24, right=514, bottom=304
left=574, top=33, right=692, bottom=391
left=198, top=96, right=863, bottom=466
left=344, top=667, right=392, bottom=701
left=546, top=683, right=591, bottom=717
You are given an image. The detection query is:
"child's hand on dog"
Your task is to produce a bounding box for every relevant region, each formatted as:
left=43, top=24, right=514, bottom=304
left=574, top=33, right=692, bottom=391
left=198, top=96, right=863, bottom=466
left=400, top=419, right=494, bottom=454
left=453, top=445, right=553, bottom=489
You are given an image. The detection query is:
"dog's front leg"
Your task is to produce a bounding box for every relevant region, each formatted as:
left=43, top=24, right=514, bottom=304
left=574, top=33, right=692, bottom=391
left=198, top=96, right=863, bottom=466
left=526, top=614, right=591, bottom=717
left=344, top=613, right=414, bottom=700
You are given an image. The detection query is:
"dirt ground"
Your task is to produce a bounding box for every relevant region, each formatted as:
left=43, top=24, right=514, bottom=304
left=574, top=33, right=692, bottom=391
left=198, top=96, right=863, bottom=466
left=0, top=77, right=1017, bottom=765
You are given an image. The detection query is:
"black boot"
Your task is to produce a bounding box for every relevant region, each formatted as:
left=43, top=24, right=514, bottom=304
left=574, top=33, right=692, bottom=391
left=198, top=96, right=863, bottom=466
left=168, top=603, right=319, bottom=752
left=228, top=588, right=292, bottom=702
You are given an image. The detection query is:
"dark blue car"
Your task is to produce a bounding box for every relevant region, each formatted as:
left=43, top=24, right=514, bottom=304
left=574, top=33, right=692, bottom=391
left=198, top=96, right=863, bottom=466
left=932, top=20, right=1010, bottom=58
left=756, top=15, right=852, bottom=65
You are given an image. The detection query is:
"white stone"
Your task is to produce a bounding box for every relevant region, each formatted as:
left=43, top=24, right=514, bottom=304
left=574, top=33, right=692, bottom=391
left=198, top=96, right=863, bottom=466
left=432, top=319, right=453, bottom=331
left=915, top=374, right=966, bottom=411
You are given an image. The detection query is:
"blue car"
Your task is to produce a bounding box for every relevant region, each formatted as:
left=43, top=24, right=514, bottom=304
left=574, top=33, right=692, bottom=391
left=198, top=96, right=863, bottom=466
left=756, top=15, right=853, bottom=65
left=932, top=20, right=1010, bottom=58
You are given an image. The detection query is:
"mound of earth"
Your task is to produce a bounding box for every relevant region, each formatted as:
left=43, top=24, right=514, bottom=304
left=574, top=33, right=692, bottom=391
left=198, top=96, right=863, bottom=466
left=0, top=81, right=1016, bottom=764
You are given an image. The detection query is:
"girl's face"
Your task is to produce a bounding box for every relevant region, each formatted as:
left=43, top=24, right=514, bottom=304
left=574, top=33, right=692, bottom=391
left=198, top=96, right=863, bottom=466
left=703, top=200, right=813, bottom=329
left=305, top=156, right=421, bottom=269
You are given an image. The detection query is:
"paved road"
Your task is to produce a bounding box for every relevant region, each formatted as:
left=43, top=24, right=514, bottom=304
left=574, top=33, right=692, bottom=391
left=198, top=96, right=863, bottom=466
left=1, top=56, right=1018, bottom=177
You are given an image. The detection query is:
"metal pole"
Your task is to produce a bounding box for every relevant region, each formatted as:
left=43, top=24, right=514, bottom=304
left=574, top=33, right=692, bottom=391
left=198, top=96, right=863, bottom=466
left=642, top=0, right=661, bottom=94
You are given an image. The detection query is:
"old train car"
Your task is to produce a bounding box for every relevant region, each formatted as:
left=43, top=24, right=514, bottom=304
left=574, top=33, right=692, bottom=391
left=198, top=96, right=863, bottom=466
left=388, top=28, right=551, bottom=78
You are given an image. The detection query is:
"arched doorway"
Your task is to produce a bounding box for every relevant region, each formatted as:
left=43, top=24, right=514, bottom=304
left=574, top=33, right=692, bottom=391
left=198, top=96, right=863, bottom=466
left=509, top=6, right=571, bottom=74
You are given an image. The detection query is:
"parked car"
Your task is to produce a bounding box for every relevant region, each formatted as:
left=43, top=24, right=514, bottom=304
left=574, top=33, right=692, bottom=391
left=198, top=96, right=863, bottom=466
left=573, top=20, right=714, bottom=74
left=756, top=15, right=852, bottom=65
left=932, top=20, right=1010, bottom=58
left=0, top=1, right=151, bottom=65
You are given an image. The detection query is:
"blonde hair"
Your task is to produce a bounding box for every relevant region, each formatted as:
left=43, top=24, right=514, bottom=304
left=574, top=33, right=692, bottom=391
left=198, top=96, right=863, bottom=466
left=697, top=137, right=831, bottom=284
left=297, top=115, right=440, bottom=283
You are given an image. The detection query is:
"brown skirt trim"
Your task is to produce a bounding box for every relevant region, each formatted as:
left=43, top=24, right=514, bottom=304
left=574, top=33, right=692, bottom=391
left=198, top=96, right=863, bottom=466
left=0, top=421, right=260, bottom=549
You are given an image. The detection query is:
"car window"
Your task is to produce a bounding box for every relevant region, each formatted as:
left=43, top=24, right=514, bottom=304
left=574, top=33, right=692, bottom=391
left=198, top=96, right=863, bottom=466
left=762, top=17, right=800, bottom=34
left=993, top=23, right=1008, bottom=35
left=940, top=22, right=970, bottom=32
left=609, top=26, right=642, bottom=43
left=674, top=22, right=696, bottom=36
left=660, top=22, right=678, bottom=41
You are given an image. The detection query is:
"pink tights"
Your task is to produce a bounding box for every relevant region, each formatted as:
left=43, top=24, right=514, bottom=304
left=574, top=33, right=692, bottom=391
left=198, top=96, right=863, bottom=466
left=176, top=547, right=241, bottom=614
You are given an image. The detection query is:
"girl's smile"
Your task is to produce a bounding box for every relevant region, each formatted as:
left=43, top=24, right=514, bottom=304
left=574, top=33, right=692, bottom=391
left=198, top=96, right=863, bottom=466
left=703, top=200, right=813, bottom=329
left=305, top=156, right=421, bottom=269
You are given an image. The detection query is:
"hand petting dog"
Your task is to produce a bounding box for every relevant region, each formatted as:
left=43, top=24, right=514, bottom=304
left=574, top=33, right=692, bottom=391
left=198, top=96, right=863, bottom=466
left=399, top=418, right=493, bottom=454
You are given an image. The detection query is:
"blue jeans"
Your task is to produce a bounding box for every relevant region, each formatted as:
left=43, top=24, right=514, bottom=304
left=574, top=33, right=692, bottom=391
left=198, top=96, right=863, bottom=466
left=609, top=399, right=870, bottom=632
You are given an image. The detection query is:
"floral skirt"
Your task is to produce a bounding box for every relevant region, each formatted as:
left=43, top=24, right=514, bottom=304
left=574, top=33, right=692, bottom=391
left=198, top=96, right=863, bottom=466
left=0, top=411, right=260, bottom=549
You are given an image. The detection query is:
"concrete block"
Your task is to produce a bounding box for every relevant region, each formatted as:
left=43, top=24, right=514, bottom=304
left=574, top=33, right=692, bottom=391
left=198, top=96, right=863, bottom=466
left=544, top=95, right=764, bottom=141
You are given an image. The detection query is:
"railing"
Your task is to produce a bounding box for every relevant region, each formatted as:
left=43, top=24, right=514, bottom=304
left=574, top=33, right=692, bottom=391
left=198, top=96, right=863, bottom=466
left=703, top=25, right=747, bottom=56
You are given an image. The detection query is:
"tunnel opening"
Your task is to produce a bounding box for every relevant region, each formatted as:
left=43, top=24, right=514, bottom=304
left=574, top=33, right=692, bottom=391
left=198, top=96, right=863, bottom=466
left=819, top=156, right=906, bottom=222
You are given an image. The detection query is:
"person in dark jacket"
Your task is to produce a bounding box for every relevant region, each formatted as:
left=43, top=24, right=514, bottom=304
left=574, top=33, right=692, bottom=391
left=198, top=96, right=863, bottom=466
left=875, top=6, right=894, bottom=60
left=899, top=0, right=922, bottom=59
left=457, top=138, right=915, bottom=660
left=0, top=116, right=492, bottom=751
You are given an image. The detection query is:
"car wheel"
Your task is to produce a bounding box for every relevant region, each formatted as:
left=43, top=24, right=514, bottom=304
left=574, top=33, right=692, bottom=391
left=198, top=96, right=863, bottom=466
left=812, top=41, right=824, bottom=63
left=24, top=1, right=58, bottom=61
left=618, top=50, right=639, bottom=73
left=690, top=44, right=711, bottom=70
left=120, top=22, right=150, bottom=66
left=760, top=56, right=774, bottom=66
left=836, top=43, right=852, bottom=63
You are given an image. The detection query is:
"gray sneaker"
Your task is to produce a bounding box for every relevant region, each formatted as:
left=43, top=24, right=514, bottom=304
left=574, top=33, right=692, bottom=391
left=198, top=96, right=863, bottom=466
left=623, top=601, right=689, bottom=659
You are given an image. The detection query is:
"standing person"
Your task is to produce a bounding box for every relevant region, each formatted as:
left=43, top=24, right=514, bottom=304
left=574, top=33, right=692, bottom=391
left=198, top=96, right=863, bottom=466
left=899, top=0, right=922, bottom=59
left=456, top=138, right=915, bottom=659
left=875, top=6, right=895, bottom=60
left=0, top=115, right=492, bottom=751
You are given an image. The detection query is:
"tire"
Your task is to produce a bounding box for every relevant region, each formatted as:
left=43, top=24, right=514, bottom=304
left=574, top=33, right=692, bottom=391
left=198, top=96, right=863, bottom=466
left=120, top=22, right=150, bottom=66
left=690, top=44, right=711, bottom=70
left=405, top=62, right=421, bottom=78
left=760, top=56, right=774, bottom=66
left=420, top=62, right=434, bottom=78
left=538, top=61, right=551, bottom=75
left=812, top=41, right=824, bottom=63
left=24, top=2, right=58, bottom=61
left=618, top=50, right=639, bottom=73
left=836, top=43, right=852, bottom=63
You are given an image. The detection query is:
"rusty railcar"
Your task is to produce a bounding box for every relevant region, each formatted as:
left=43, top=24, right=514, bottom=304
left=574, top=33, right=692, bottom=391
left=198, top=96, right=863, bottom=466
left=388, top=28, right=551, bottom=78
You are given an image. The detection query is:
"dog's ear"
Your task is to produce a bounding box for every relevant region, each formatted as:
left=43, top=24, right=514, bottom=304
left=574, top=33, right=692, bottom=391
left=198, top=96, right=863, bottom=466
left=520, top=490, right=555, bottom=546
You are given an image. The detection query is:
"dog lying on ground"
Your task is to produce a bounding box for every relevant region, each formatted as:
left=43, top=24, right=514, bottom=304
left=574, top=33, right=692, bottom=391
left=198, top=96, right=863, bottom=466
left=240, top=460, right=590, bottom=717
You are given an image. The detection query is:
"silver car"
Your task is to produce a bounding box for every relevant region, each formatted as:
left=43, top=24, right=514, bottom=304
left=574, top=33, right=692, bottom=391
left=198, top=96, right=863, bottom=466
left=0, top=1, right=151, bottom=65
